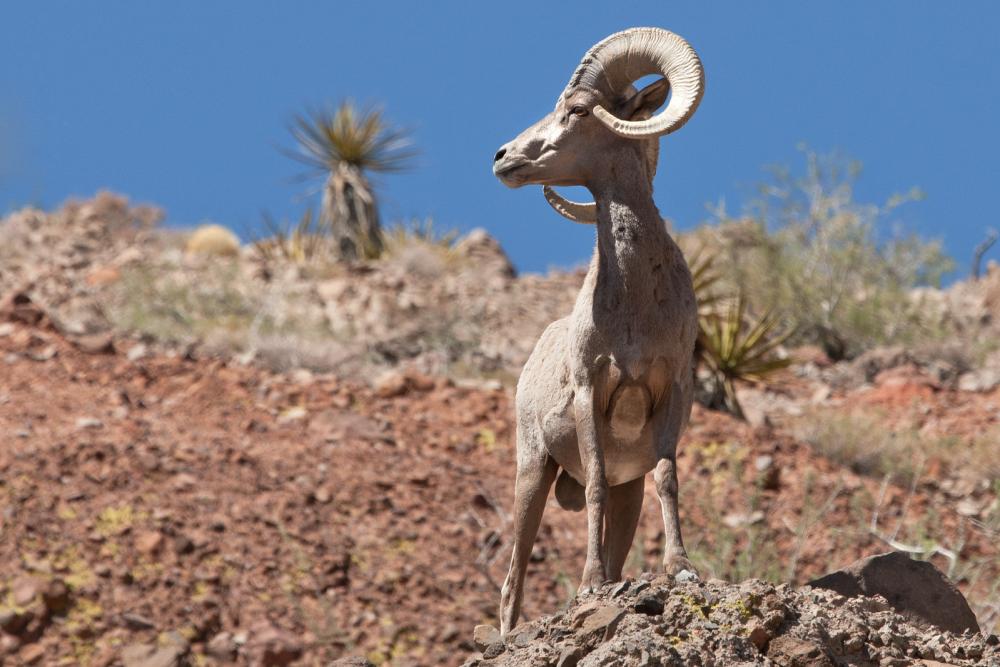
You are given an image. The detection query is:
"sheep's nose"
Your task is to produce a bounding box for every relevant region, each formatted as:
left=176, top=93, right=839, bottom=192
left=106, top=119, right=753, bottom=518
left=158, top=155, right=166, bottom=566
left=493, top=148, right=507, bottom=163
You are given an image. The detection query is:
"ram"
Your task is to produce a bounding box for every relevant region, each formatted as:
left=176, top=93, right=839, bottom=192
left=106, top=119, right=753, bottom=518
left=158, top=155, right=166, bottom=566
left=492, top=27, right=705, bottom=635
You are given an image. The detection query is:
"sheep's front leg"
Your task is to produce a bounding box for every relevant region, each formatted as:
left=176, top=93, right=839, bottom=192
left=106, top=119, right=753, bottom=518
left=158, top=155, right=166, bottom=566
left=574, top=385, right=608, bottom=594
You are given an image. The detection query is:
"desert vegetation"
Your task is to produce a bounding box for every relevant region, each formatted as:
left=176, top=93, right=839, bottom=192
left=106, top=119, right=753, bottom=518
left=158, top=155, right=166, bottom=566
left=284, top=101, right=418, bottom=261
left=0, top=139, right=998, bottom=664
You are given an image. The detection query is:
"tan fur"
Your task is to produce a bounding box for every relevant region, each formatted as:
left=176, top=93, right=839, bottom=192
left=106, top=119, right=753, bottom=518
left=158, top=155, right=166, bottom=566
left=492, top=28, right=704, bottom=636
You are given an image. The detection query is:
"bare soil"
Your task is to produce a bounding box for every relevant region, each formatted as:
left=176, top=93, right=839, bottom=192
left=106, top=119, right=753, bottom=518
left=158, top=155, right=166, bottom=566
left=1, top=316, right=997, bottom=665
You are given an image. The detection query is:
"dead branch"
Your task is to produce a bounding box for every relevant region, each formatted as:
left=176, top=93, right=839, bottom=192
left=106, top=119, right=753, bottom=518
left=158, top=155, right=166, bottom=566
left=972, top=229, right=998, bottom=280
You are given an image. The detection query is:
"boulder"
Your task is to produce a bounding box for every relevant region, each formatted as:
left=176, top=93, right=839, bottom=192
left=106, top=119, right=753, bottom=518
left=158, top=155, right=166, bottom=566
left=807, top=551, right=979, bottom=634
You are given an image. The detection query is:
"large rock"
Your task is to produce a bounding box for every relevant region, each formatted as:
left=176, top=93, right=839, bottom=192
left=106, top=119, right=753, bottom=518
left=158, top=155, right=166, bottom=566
left=807, top=551, right=979, bottom=634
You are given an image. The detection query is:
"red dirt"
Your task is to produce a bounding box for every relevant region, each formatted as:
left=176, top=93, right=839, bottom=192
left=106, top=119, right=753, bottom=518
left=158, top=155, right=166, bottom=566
left=0, top=319, right=997, bottom=665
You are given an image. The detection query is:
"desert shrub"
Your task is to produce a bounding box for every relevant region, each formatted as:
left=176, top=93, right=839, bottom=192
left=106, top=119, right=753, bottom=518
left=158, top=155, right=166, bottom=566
left=382, top=217, right=458, bottom=255
left=794, top=408, right=922, bottom=482
left=106, top=262, right=330, bottom=355
left=792, top=406, right=1000, bottom=484
left=697, top=147, right=953, bottom=359
left=185, top=223, right=241, bottom=257
left=377, top=217, right=461, bottom=279
left=253, top=208, right=335, bottom=276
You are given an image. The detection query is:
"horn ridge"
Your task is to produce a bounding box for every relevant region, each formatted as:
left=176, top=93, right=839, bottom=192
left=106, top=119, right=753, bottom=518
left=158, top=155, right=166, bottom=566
left=566, top=27, right=704, bottom=139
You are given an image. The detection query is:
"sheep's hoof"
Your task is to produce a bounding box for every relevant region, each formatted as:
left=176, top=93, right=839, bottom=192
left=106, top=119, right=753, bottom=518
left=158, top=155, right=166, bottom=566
left=577, top=565, right=608, bottom=596
left=663, top=553, right=698, bottom=578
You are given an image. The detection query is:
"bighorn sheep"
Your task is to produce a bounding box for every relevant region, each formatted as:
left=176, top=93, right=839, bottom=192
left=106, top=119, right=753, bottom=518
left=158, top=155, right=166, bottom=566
left=491, top=27, right=704, bottom=634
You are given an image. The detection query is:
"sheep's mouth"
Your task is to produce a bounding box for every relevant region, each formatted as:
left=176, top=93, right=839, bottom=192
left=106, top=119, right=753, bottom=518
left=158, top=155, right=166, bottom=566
left=494, top=161, right=533, bottom=187
left=494, top=161, right=529, bottom=177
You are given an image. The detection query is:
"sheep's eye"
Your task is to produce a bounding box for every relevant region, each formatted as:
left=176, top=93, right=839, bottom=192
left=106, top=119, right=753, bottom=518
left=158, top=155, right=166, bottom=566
left=570, top=105, right=589, bottom=117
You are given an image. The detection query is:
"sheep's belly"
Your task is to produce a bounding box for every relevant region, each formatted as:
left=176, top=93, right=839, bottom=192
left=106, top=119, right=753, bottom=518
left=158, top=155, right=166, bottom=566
left=548, top=436, right=656, bottom=488
left=604, top=426, right=657, bottom=486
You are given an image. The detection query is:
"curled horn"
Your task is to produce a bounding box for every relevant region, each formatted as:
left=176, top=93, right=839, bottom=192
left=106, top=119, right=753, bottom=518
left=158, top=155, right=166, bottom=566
left=568, top=27, right=704, bottom=139
left=543, top=186, right=596, bottom=224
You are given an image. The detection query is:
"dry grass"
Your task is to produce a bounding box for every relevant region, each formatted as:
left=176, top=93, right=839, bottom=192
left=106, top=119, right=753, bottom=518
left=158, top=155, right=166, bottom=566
left=793, top=407, right=1000, bottom=484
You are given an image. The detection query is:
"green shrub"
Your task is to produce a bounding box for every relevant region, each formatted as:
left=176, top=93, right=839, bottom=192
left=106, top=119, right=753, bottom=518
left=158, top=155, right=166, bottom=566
left=699, top=147, right=953, bottom=359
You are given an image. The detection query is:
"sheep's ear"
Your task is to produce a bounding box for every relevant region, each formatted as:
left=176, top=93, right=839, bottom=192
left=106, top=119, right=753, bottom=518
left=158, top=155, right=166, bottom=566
left=621, top=78, right=670, bottom=122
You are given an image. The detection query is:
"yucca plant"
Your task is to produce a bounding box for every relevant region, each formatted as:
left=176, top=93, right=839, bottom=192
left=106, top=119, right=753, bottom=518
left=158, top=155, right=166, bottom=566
left=686, top=244, right=725, bottom=314
left=287, top=101, right=417, bottom=260
left=697, top=293, right=793, bottom=419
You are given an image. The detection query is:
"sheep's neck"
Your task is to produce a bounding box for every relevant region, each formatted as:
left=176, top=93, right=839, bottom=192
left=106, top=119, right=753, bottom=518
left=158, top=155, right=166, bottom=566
left=591, top=159, right=670, bottom=315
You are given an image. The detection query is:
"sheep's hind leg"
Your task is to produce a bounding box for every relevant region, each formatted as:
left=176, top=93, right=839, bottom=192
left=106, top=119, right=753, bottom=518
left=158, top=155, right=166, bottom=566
left=653, top=456, right=696, bottom=575
left=499, top=451, right=557, bottom=636
left=653, top=381, right=697, bottom=576
left=603, top=476, right=644, bottom=582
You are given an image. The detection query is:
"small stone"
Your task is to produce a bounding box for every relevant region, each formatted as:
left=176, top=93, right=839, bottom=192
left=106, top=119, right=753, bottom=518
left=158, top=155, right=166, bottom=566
left=610, top=580, right=630, bottom=597
left=248, top=624, right=302, bottom=666
left=172, top=534, right=195, bottom=555
left=123, top=613, right=156, bottom=631
left=0, top=634, right=19, bottom=656
left=747, top=621, right=771, bottom=651
left=0, top=608, right=32, bottom=635
left=767, top=635, right=834, bottom=667
left=127, top=344, right=149, bottom=361
left=41, top=578, right=71, bottom=614
left=510, top=625, right=541, bottom=648
left=556, top=644, right=583, bottom=667
left=19, top=643, right=46, bottom=664
left=406, top=371, right=436, bottom=392
left=576, top=604, right=625, bottom=643
left=633, top=595, right=664, bottom=616
left=206, top=632, right=237, bottom=661
left=160, top=630, right=189, bottom=652
left=135, top=530, right=164, bottom=556
left=120, top=643, right=179, bottom=667
left=483, top=641, right=506, bottom=659
left=675, top=569, right=699, bottom=583
left=328, top=658, right=376, bottom=667
left=374, top=371, right=408, bottom=398
left=85, top=265, right=122, bottom=287
left=76, top=416, right=104, bottom=430
left=29, top=345, right=57, bottom=361
left=473, top=624, right=501, bottom=651
left=842, top=633, right=864, bottom=653
left=755, top=455, right=781, bottom=490
left=73, top=333, right=115, bottom=355
left=11, top=577, right=41, bottom=607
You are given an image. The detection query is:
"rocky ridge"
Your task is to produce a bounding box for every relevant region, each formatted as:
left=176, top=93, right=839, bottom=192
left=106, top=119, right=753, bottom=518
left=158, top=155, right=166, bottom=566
left=465, top=572, right=998, bottom=667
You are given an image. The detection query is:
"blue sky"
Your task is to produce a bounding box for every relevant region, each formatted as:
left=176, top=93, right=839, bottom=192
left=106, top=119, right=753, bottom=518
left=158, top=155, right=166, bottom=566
left=2, top=2, right=998, bottom=275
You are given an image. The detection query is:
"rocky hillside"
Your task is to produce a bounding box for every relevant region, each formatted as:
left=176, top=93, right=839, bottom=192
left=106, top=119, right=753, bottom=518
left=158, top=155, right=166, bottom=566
left=1, top=195, right=998, bottom=665
left=465, top=562, right=998, bottom=666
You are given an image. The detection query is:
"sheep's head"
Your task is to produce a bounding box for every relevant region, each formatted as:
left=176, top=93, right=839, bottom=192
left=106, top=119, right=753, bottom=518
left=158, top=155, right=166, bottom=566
left=492, top=27, right=704, bottom=223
